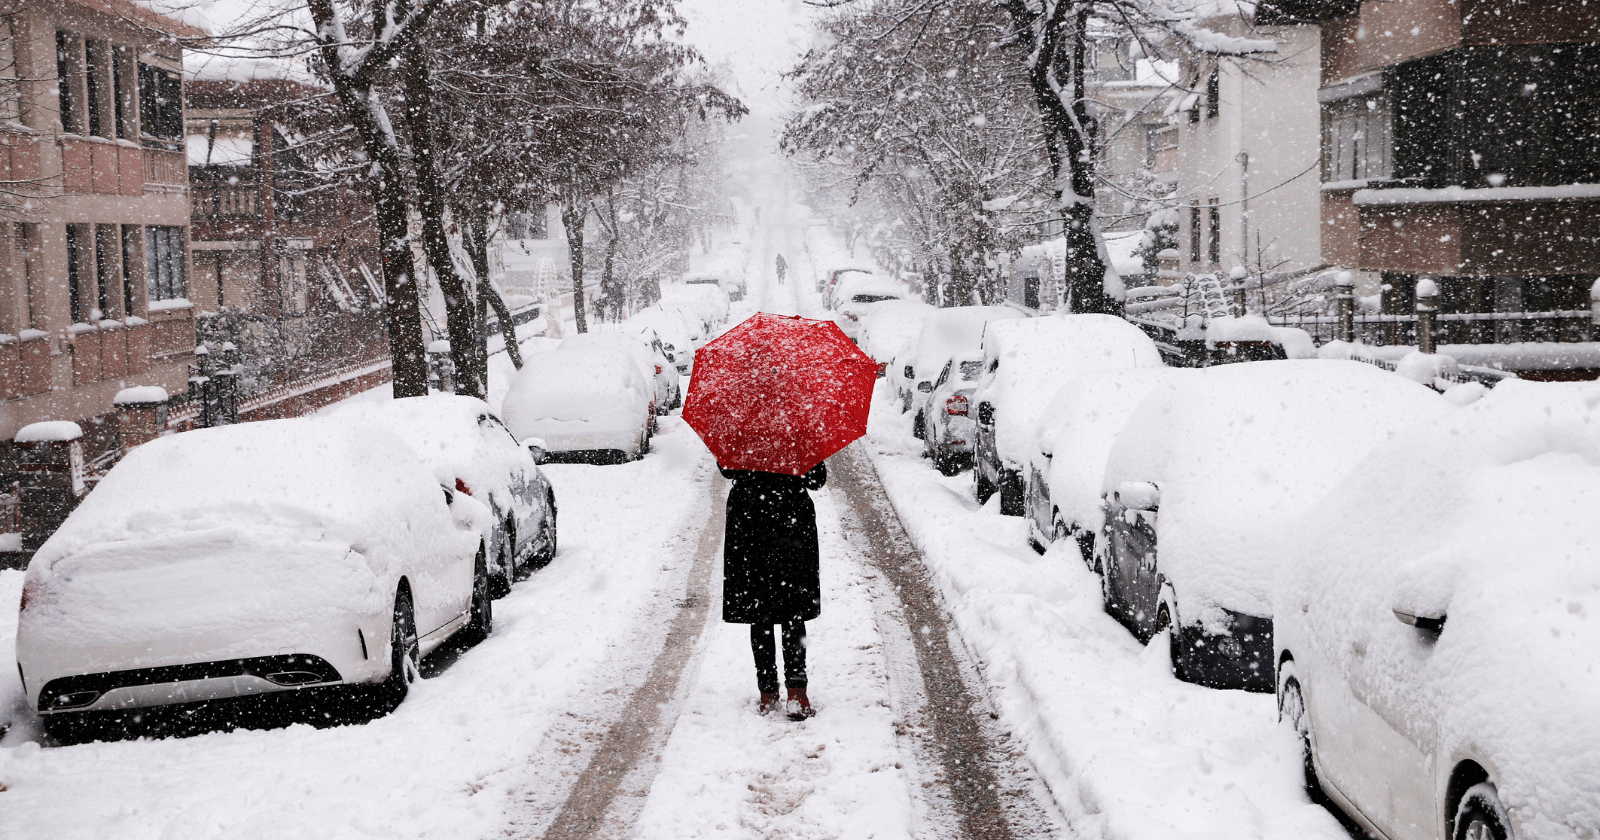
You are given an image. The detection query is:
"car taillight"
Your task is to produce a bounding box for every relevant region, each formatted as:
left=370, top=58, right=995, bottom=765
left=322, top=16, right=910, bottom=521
left=876, top=362, right=888, bottom=377
left=455, top=477, right=473, bottom=496
left=655, top=364, right=663, bottom=375
left=945, top=395, right=969, bottom=416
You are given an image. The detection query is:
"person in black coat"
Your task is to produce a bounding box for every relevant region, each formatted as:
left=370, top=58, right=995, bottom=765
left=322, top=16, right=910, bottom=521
left=719, top=460, right=826, bottom=719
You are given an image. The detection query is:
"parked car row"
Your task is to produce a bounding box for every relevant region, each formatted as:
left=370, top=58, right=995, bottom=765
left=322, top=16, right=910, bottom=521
left=16, top=395, right=560, bottom=743
left=857, top=302, right=1598, bottom=840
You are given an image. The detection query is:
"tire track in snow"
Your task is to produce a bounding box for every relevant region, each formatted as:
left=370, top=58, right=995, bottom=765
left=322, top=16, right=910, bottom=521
left=829, top=443, right=1063, bottom=840
left=501, top=472, right=727, bottom=840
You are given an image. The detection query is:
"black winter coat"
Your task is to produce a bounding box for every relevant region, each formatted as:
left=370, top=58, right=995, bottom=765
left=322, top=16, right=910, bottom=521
left=719, top=462, right=827, bottom=624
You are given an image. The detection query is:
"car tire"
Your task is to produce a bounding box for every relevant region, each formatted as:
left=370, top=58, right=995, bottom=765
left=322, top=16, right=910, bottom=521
left=975, top=469, right=996, bottom=504
left=42, top=711, right=93, bottom=746
left=531, top=495, right=558, bottom=569
left=461, top=545, right=493, bottom=646
left=912, top=411, right=926, bottom=440
left=998, top=469, right=1025, bottom=516
left=378, top=588, right=420, bottom=709
left=935, top=448, right=962, bottom=477
left=1454, top=783, right=1510, bottom=840
left=1277, top=666, right=1326, bottom=803
left=490, top=525, right=515, bottom=599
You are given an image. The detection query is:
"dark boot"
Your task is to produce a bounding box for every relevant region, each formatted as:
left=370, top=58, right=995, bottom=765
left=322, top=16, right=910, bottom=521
left=758, top=692, right=781, bottom=715
left=785, top=687, right=815, bottom=720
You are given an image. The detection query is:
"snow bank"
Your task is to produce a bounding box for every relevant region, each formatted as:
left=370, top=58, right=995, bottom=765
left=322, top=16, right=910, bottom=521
left=1037, top=368, right=1177, bottom=537
left=1272, top=380, right=1600, bottom=839
left=977, top=315, right=1163, bottom=467
left=1102, top=360, right=1449, bottom=617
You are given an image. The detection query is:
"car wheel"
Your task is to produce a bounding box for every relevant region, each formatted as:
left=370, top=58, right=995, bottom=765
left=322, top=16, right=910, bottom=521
left=912, top=410, right=926, bottom=440
left=1454, top=784, right=1510, bottom=840
left=461, top=545, right=493, bottom=646
left=490, top=524, right=514, bottom=599
left=379, top=587, right=420, bottom=709
left=1277, top=667, right=1326, bottom=803
left=998, top=469, right=1025, bottom=516
left=935, top=448, right=962, bottom=477
left=531, top=495, right=558, bottom=569
left=42, top=712, right=93, bottom=746
left=975, top=469, right=996, bottom=504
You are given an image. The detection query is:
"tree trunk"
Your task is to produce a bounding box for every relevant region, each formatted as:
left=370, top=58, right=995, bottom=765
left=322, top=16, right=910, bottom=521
left=562, top=198, right=588, bottom=333
left=404, top=44, right=486, bottom=399
left=601, top=234, right=620, bottom=322
left=464, top=206, right=516, bottom=369
left=1022, top=5, right=1120, bottom=317
left=324, top=80, right=428, bottom=397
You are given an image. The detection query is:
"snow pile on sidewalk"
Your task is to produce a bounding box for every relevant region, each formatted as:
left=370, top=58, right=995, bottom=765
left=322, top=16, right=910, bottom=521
left=864, top=385, right=1347, bottom=840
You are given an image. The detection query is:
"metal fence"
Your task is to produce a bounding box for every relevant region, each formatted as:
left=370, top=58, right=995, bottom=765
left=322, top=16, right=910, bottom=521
left=1265, top=310, right=1595, bottom=347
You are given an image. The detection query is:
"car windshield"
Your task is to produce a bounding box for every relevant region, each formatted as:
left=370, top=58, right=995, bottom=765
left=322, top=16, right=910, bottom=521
left=685, top=278, right=718, bottom=285
left=959, top=360, right=984, bottom=380
left=851, top=294, right=897, bottom=304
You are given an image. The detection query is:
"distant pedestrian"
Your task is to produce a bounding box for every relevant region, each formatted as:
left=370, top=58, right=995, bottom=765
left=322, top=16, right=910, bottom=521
left=775, top=254, right=787, bottom=284
left=719, top=460, right=826, bottom=720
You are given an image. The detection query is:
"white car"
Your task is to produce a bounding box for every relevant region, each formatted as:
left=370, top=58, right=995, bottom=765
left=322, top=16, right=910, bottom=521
left=971, top=314, right=1163, bottom=514
left=503, top=348, right=654, bottom=464
left=624, top=306, right=698, bottom=375
left=832, top=276, right=910, bottom=339
left=662, top=281, right=730, bottom=328
left=560, top=331, right=669, bottom=419
left=1098, top=360, right=1448, bottom=692
left=824, top=268, right=878, bottom=310
left=1272, top=380, right=1600, bottom=840
left=15, top=417, right=491, bottom=742
left=905, top=306, right=1027, bottom=435
left=1022, top=367, right=1171, bottom=559
left=335, top=395, right=558, bottom=598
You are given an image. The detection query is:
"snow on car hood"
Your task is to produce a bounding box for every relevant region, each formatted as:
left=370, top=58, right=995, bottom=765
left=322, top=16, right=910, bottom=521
left=1103, top=360, right=1449, bottom=618
left=1273, top=380, right=1600, bottom=839
left=1038, top=367, right=1176, bottom=535
left=859, top=299, right=934, bottom=363
left=502, top=349, right=649, bottom=434
left=977, top=314, right=1163, bottom=467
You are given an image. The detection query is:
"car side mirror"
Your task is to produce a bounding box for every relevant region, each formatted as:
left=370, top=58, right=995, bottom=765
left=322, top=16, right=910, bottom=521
left=523, top=437, right=550, bottom=465
left=917, top=381, right=933, bottom=393
left=1115, top=481, right=1160, bottom=512
left=1393, top=608, right=1446, bottom=633
left=976, top=402, right=995, bottom=426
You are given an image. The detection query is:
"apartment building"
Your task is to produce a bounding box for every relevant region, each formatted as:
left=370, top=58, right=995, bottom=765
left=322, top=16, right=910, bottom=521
left=0, top=0, right=201, bottom=465
left=1264, top=0, right=1600, bottom=372
left=1174, top=11, right=1324, bottom=279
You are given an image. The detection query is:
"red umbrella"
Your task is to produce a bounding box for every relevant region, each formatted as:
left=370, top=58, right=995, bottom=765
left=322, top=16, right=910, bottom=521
left=683, top=313, right=878, bottom=476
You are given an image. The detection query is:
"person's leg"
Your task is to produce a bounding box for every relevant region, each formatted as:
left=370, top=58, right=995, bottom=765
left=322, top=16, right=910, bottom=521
left=780, top=620, right=808, bottom=688
left=750, top=624, right=779, bottom=695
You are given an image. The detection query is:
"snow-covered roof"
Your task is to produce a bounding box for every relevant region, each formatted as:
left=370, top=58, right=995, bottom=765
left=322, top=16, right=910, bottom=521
left=1037, top=367, right=1176, bottom=536
left=910, top=306, right=1026, bottom=385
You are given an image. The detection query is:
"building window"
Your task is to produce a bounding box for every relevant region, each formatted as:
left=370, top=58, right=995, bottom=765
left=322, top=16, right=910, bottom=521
left=279, top=251, right=309, bottom=314
left=1324, top=91, right=1392, bottom=183
left=146, top=225, right=186, bottom=301
left=1205, top=68, right=1220, bottom=119
left=1207, top=198, right=1220, bottom=265
left=65, top=223, right=90, bottom=322
left=137, top=62, right=182, bottom=146
left=56, top=32, right=81, bottom=134
left=1188, top=203, right=1201, bottom=263
left=121, top=225, right=140, bottom=315
left=94, top=224, right=117, bottom=316
left=507, top=210, right=548, bottom=240
left=0, top=17, right=20, bottom=124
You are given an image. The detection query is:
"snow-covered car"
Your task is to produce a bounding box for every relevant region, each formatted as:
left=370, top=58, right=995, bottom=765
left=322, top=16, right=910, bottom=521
left=1273, top=380, right=1600, bottom=840
left=503, top=348, right=654, bottom=464
left=919, top=351, right=988, bottom=475
left=334, top=395, right=558, bottom=598
left=818, top=266, right=873, bottom=298
left=1099, top=360, right=1448, bottom=692
left=1023, top=367, right=1172, bottom=560
left=824, top=269, right=881, bottom=310
left=683, top=271, right=742, bottom=304
left=972, top=314, right=1163, bottom=514
left=15, top=418, right=492, bottom=742
left=624, top=306, right=698, bottom=374
left=560, top=331, right=673, bottom=418
left=858, top=298, right=934, bottom=373
left=662, top=282, right=730, bottom=329
left=832, top=277, right=910, bottom=340
left=904, top=306, right=1026, bottom=434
